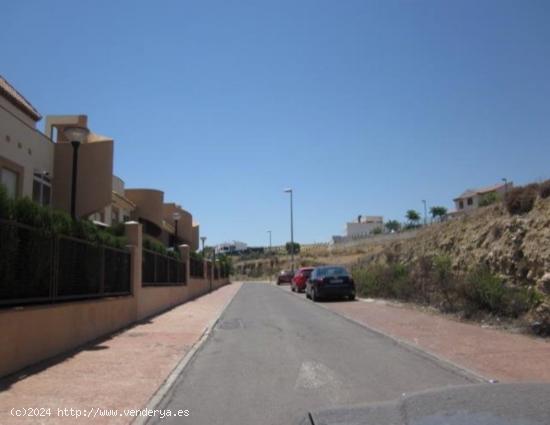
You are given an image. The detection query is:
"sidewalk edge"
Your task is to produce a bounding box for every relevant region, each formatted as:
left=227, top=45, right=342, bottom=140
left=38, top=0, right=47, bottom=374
left=279, top=286, right=491, bottom=385
left=133, top=283, right=242, bottom=425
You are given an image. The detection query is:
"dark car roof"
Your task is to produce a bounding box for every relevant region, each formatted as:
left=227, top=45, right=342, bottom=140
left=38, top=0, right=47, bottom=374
left=314, top=265, right=347, bottom=271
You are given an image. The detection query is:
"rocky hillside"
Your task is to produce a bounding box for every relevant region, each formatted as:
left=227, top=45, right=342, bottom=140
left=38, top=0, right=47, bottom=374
left=356, top=196, right=550, bottom=333
left=363, top=198, right=549, bottom=288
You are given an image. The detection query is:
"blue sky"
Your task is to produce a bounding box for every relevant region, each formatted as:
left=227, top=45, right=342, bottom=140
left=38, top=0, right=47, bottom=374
left=2, top=0, right=549, bottom=246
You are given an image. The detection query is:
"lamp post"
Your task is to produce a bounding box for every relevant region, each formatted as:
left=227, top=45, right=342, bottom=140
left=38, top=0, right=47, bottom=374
left=172, top=212, right=181, bottom=250
left=502, top=178, right=508, bottom=199
left=267, top=230, right=272, bottom=253
left=63, top=126, right=89, bottom=219
left=422, top=199, right=427, bottom=226
left=283, top=188, right=295, bottom=273
left=200, top=236, right=207, bottom=256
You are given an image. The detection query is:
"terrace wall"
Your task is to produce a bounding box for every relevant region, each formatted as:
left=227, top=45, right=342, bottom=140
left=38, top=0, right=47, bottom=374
left=0, top=222, right=229, bottom=378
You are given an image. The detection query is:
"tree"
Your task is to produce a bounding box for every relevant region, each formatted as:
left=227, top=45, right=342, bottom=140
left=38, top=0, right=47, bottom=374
left=479, top=192, right=500, bottom=207
left=372, top=227, right=383, bottom=235
left=429, top=206, right=448, bottom=222
left=406, top=210, right=421, bottom=225
left=285, top=241, right=301, bottom=255
left=385, top=220, right=401, bottom=233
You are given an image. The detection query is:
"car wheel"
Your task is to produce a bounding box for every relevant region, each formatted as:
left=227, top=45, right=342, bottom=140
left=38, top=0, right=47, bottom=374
left=312, top=288, right=318, bottom=302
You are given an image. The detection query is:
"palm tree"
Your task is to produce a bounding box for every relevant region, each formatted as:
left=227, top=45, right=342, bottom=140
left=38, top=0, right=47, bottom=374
left=406, top=210, right=421, bottom=226
left=385, top=220, right=401, bottom=233
left=429, top=206, right=448, bottom=222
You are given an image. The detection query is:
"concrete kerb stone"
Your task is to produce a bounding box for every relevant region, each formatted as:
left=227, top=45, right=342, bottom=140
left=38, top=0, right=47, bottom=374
left=276, top=285, right=490, bottom=384
left=133, top=283, right=244, bottom=425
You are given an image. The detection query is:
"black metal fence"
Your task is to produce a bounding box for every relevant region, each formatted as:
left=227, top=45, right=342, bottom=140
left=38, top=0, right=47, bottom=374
left=0, top=219, right=131, bottom=308
left=190, top=257, right=204, bottom=278
left=214, top=265, right=219, bottom=280
left=206, top=261, right=212, bottom=279
left=220, top=263, right=230, bottom=279
left=142, top=249, right=186, bottom=286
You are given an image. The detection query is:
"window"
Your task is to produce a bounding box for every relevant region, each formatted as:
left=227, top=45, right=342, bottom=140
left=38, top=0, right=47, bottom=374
left=32, top=172, right=51, bottom=206
left=467, top=197, right=473, bottom=206
left=316, top=267, right=349, bottom=278
left=459, top=200, right=464, bottom=209
left=0, top=168, right=18, bottom=198
left=112, top=207, right=120, bottom=224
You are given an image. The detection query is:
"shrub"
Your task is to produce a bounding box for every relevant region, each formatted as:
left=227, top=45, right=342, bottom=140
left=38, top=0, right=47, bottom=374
left=479, top=191, right=500, bottom=207
left=371, top=227, right=383, bottom=235
left=461, top=267, right=541, bottom=317
left=143, top=237, right=179, bottom=258
left=352, top=262, right=412, bottom=300
left=285, top=241, right=301, bottom=254
left=0, top=186, right=126, bottom=248
left=0, top=184, right=13, bottom=219
left=505, top=185, right=537, bottom=215
left=539, top=179, right=550, bottom=199
left=432, top=254, right=460, bottom=310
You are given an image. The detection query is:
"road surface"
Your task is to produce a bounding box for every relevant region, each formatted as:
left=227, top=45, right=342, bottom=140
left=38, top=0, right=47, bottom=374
left=150, top=283, right=475, bottom=425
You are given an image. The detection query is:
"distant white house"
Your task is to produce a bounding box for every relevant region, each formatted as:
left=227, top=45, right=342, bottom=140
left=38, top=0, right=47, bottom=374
left=453, top=182, right=512, bottom=212
left=215, top=241, right=247, bottom=255
left=346, top=215, right=384, bottom=237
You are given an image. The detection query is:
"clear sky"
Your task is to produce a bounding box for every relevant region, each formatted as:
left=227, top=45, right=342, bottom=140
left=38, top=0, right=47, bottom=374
left=2, top=0, right=549, bottom=247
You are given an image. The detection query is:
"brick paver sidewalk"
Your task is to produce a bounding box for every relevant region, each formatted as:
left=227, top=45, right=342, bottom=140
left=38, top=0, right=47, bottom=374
left=324, top=298, right=550, bottom=383
left=0, top=283, right=242, bottom=425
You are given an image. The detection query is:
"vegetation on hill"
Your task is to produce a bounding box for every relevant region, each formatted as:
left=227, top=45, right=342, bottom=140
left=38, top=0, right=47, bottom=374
left=352, top=181, right=550, bottom=335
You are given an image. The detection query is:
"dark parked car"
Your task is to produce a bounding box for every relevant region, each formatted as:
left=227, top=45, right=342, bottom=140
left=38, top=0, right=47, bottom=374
left=305, top=266, right=355, bottom=301
left=276, top=269, right=294, bottom=285
left=291, top=267, right=314, bottom=292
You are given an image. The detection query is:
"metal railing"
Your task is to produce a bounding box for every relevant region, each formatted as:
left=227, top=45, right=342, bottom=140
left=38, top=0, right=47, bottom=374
left=142, top=249, right=186, bottom=286
left=0, top=219, right=131, bottom=308
left=190, top=257, right=204, bottom=278
left=219, top=264, right=230, bottom=278
left=206, top=261, right=212, bottom=279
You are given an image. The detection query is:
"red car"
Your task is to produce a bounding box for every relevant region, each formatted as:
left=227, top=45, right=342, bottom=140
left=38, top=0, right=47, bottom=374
left=291, top=267, right=314, bottom=292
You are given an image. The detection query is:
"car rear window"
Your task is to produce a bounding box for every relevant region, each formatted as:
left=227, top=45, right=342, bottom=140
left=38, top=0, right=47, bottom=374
left=316, top=267, right=349, bottom=278
left=303, top=269, right=313, bottom=277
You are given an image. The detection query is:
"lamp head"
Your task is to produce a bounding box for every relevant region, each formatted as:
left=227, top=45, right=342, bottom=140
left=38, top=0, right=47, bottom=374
left=63, top=126, right=89, bottom=143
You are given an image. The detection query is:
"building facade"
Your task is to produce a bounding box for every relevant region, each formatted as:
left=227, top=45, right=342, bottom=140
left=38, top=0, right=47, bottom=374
left=453, top=182, right=512, bottom=212
left=0, top=75, right=202, bottom=251
left=346, top=215, right=384, bottom=238
left=0, top=76, right=54, bottom=204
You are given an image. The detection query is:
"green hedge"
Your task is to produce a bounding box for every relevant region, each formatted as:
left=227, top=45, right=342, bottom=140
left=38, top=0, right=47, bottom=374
left=143, top=236, right=180, bottom=259
left=0, top=184, right=127, bottom=249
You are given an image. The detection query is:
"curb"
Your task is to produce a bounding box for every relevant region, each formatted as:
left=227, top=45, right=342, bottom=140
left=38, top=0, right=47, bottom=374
left=133, top=283, right=243, bottom=425
left=277, top=285, right=491, bottom=385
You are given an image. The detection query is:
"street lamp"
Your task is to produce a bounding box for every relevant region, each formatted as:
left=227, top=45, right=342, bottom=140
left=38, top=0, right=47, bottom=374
left=502, top=178, right=508, bottom=199
left=200, top=236, right=207, bottom=256
left=422, top=199, right=427, bottom=226
left=283, top=188, right=295, bottom=273
left=172, top=212, right=181, bottom=250
left=63, top=126, right=89, bottom=219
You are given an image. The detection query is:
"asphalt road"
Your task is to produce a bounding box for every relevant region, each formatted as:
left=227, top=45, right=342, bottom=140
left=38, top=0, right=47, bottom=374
left=150, top=283, right=476, bottom=425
